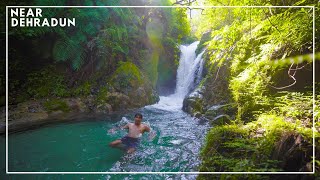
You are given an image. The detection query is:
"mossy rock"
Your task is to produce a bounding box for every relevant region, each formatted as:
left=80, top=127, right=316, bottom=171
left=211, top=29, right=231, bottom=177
left=106, top=92, right=130, bottom=111
left=43, top=99, right=70, bottom=113
left=195, top=31, right=211, bottom=55
left=149, top=89, right=160, bottom=104
left=110, top=62, right=143, bottom=93
left=182, top=87, right=205, bottom=114
left=108, top=61, right=160, bottom=107
left=96, top=86, right=109, bottom=104
left=211, top=114, right=231, bottom=126
left=73, top=81, right=92, bottom=97
left=204, top=104, right=236, bottom=120
left=184, top=100, right=203, bottom=115
left=96, top=103, right=112, bottom=114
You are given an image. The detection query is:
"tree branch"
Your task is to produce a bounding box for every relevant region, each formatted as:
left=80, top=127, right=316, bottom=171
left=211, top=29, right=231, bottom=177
left=173, top=0, right=196, bottom=6
left=268, top=63, right=298, bottom=90
left=213, top=66, right=221, bottom=83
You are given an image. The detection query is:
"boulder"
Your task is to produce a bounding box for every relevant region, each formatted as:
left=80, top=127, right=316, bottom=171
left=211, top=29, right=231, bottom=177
left=96, top=103, right=112, bottom=114
left=82, top=95, right=96, bottom=112
left=65, top=98, right=87, bottom=112
left=107, top=92, right=130, bottom=111
left=194, top=112, right=202, bottom=118
left=204, top=103, right=236, bottom=120
left=129, top=86, right=159, bottom=107
left=272, top=132, right=313, bottom=172
left=182, top=86, right=205, bottom=115
left=16, top=100, right=45, bottom=113
left=150, top=89, right=160, bottom=104
left=129, top=87, right=149, bottom=107
left=195, top=30, right=212, bottom=55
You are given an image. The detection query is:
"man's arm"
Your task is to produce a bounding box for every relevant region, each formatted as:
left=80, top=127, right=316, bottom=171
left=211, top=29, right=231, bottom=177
left=144, top=125, right=156, bottom=140
left=144, top=125, right=151, bottom=132
left=108, top=123, right=129, bottom=133
left=121, top=123, right=129, bottom=129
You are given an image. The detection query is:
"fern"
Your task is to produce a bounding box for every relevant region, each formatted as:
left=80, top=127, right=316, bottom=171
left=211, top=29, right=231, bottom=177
left=72, top=49, right=85, bottom=71
left=53, top=36, right=86, bottom=71
left=53, top=39, right=72, bottom=62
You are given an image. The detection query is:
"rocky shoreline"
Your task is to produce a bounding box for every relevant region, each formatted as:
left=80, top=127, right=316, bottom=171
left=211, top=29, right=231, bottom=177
left=1, top=110, right=105, bottom=135
left=1, top=91, right=159, bottom=134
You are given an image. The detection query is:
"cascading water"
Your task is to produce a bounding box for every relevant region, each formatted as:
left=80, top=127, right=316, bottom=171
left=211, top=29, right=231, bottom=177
left=194, top=50, right=206, bottom=88
left=147, top=41, right=205, bottom=111
left=175, top=41, right=201, bottom=97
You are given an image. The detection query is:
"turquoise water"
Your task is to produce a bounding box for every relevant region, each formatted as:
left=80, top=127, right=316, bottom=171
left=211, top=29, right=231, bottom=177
left=1, top=104, right=209, bottom=179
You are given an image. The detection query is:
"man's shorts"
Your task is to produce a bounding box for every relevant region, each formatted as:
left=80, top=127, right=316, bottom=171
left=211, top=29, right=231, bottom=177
left=121, top=136, right=140, bottom=149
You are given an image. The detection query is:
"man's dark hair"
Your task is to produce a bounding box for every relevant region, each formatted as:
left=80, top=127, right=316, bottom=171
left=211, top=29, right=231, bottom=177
left=134, top=113, right=143, bottom=119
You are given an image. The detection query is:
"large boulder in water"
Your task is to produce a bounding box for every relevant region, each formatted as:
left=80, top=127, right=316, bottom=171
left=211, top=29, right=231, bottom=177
left=182, top=86, right=206, bottom=116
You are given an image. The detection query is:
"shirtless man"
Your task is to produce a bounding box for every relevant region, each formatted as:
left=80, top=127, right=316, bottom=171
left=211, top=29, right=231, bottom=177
left=109, top=113, right=155, bottom=153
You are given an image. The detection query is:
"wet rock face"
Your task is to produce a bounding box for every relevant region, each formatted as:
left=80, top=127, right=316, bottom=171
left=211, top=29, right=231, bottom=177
left=272, top=132, right=313, bottom=172
left=195, top=31, right=212, bottom=55
left=204, top=104, right=236, bottom=119
left=128, top=86, right=159, bottom=108
left=183, top=86, right=236, bottom=125
left=65, top=98, right=87, bottom=113
left=96, top=103, right=112, bottom=114
left=108, top=61, right=159, bottom=108
left=7, top=100, right=48, bottom=121
left=107, top=92, right=130, bottom=111
left=210, top=114, right=231, bottom=126
left=151, top=89, right=160, bottom=103
left=182, top=86, right=205, bottom=116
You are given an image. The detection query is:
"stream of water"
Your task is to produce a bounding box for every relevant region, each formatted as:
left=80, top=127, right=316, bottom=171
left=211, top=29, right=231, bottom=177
left=0, top=42, right=208, bottom=179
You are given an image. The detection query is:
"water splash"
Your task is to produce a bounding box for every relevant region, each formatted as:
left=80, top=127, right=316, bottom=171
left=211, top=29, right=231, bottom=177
left=145, top=95, right=184, bottom=111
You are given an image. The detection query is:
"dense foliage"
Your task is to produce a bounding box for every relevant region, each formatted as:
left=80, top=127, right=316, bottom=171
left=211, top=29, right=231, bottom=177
left=5, top=0, right=191, bottom=107
left=188, top=0, right=320, bottom=178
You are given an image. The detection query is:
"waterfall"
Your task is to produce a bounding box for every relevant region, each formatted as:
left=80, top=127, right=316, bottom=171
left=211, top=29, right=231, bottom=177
left=175, top=41, right=205, bottom=98
left=146, top=41, right=205, bottom=111
left=194, top=50, right=206, bottom=87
